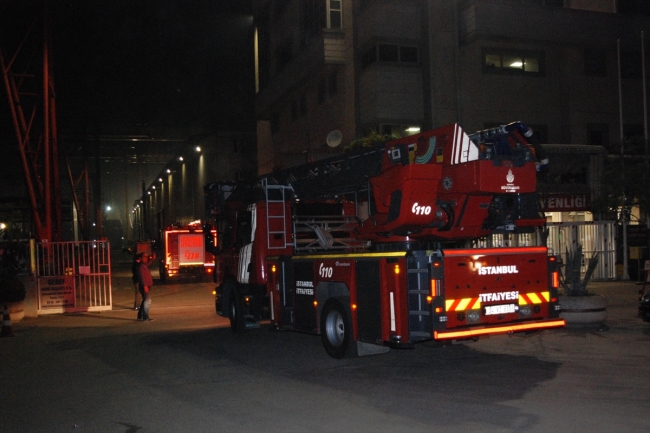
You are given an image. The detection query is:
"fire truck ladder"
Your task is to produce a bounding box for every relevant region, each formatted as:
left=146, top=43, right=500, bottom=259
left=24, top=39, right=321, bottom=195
left=407, top=251, right=433, bottom=342
left=263, top=178, right=293, bottom=249
left=293, top=215, right=370, bottom=252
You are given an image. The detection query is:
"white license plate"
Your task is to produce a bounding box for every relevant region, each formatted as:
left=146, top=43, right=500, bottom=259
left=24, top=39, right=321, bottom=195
left=484, top=304, right=518, bottom=315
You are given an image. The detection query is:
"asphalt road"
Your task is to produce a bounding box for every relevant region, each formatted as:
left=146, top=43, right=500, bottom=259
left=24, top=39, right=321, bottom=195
left=1, top=260, right=649, bottom=433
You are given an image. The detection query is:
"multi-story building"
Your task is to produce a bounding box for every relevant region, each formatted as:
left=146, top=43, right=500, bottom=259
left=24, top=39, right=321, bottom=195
left=253, top=0, right=650, bottom=173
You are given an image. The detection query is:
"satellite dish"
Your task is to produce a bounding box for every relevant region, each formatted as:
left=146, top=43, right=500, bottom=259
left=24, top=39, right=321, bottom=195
left=326, top=130, right=342, bottom=148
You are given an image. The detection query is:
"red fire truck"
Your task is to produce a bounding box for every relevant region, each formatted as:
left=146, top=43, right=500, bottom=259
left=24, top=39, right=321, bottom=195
left=158, top=220, right=217, bottom=283
left=205, top=122, right=564, bottom=358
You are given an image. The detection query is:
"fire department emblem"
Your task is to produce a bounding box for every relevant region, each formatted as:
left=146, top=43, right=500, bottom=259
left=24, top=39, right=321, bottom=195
left=443, top=176, right=453, bottom=190
left=506, top=169, right=514, bottom=183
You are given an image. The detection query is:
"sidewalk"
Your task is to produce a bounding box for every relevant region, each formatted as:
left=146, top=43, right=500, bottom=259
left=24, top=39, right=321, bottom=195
left=583, top=279, right=646, bottom=325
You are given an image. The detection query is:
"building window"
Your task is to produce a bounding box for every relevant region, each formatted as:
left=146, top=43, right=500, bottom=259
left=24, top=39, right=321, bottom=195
left=586, top=124, right=609, bottom=148
left=318, top=70, right=338, bottom=104
left=618, top=0, right=650, bottom=16
left=482, top=48, right=545, bottom=76
left=400, top=46, right=418, bottom=63
left=623, top=124, right=644, bottom=139
left=328, top=0, right=342, bottom=29
left=362, top=43, right=419, bottom=68
left=379, top=44, right=399, bottom=62
left=585, top=48, right=607, bottom=77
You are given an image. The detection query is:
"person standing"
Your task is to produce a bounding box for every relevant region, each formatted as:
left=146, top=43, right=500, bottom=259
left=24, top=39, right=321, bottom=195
left=131, top=254, right=142, bottom=310
left=137, top=252, right=156, bottom=321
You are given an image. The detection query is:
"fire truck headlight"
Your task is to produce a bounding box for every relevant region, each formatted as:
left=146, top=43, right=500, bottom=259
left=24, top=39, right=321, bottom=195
left=466, top=310, right=481, bottom=323
left=519, top=306, right=532, bottom=317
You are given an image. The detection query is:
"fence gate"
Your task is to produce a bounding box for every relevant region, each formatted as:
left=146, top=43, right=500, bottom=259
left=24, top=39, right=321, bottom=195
left=36, top=241, right=112, bottom=314
left=477, top=221, right=617, bottom=280
left=546, top=221, right=617, bottom=280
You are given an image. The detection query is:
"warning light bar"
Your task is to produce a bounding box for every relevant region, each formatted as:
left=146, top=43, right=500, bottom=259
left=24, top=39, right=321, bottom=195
left=433, top=319, right=565, bottom=340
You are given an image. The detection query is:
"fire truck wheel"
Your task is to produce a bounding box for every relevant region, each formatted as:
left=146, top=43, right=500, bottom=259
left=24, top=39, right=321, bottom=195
left=226, top=284, right=245, bottom=333
left=320, top=300, right=352, bottom=359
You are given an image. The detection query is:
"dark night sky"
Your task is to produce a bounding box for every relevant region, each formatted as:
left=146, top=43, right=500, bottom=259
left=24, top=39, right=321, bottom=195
left=51, top=0, right=255, bottom=132
left=0, top=0, right=255, bottom=235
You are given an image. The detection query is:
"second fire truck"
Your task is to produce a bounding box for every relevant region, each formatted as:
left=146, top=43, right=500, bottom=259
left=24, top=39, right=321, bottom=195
left=158, top=220, right=217, bottom=283
left=205, top=122, right=564, bottom=358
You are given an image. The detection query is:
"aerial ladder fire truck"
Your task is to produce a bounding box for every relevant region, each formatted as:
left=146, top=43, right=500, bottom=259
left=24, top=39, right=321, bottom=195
left=204, top=122, right=564, bottom=358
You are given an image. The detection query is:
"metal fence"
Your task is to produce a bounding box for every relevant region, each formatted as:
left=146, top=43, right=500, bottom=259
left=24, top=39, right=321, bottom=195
left=546, top=221, right=617, bottom=280
left=36, top=240, right=112, bottom=313
left=478, top=221, right=617, bottom=280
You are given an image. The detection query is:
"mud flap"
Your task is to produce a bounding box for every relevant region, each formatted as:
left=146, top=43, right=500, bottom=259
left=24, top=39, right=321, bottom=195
left=356, top=341, right=390, bottom=356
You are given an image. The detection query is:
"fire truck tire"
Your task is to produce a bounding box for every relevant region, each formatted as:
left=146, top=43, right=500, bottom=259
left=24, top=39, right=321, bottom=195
left=226, top=284, right=245, bottom=333
left=320, top=300, right=354, bottom=359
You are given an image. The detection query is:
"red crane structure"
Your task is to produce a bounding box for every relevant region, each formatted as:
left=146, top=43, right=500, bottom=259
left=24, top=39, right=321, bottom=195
left=1, top=1, right=90, bottom=242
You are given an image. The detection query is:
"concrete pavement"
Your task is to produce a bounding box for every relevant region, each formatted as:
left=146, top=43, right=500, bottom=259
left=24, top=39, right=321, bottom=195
left=3, top=258, right=649, bottom=433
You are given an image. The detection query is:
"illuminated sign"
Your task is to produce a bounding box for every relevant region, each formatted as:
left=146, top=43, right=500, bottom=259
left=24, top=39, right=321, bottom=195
left=479, top=291, right=519, bottom=303
left=477, top=265, right=519, bottom=275
left=540, top=194, right=590, bottom=211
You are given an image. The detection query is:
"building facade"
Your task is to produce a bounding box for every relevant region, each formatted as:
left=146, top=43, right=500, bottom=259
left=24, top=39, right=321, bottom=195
left=253, top=0, right=650, bottom=169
